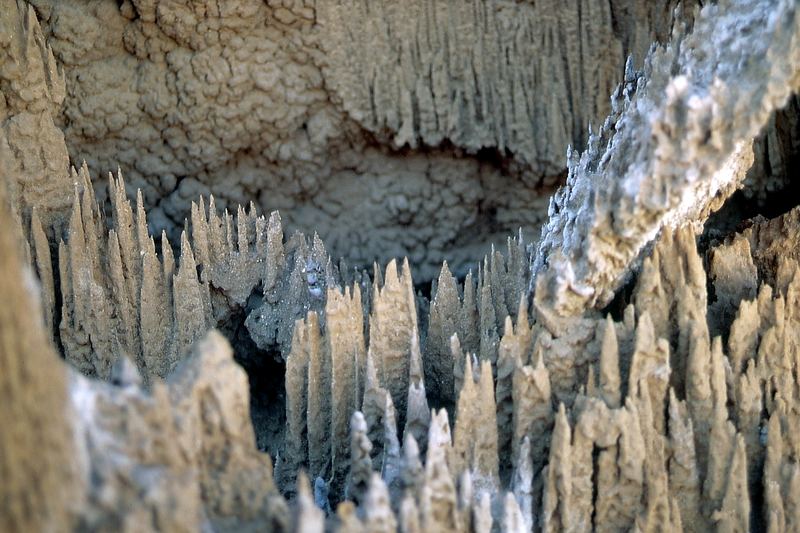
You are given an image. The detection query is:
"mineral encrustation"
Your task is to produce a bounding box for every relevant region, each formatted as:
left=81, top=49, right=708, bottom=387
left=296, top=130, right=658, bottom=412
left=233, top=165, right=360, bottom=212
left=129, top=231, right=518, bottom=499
left=1, top=0, right=799, bottom=531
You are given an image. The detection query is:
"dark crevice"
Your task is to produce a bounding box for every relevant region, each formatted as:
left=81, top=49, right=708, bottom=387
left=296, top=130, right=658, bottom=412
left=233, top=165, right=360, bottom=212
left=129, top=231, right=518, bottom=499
left=703, top=93, right=800, bottom=246
left=213, top=292, right=286, bottom=456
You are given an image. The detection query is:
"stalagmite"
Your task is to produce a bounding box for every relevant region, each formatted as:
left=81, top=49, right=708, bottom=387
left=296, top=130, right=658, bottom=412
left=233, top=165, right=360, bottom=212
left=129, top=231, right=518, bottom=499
left=0, top=180, right=81, bottom=532
left=542, top=404, right=573, bottom=533
left=668, top=389, right=706, bottom=532
left=347, top=411, right=373, bottom=506
left=362, top=474, right=397, bottom=533
left=512, top=352, right=554, bottom=479
left=421, top=410, right=459, bottom=532
left=369, top=259, right=418, bottom=428
left=511, top=436, right=534, bottom=532
left=280, top=319, right=311, bottom=492
left=294, top=472, right=325, bottom=533
left=627, top=312, right=670, bottom=435
left=404, top=330, right=431, bottom=453
left=329, top=284, right=367, bottom=496
left=598, top=316, right=622, bottom=408
left=305, top=312, right=329, bottom=481
left=426, top=262, right=461, bottom=403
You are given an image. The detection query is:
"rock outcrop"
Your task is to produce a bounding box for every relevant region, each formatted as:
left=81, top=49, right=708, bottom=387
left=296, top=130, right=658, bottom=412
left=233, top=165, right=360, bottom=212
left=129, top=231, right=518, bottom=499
left=532, top=0, right=800, bottom=318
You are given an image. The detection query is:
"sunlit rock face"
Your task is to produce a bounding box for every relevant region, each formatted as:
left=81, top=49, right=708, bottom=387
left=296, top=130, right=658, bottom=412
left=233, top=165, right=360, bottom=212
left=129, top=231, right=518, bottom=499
left=1, top=0, right=800, bottom=531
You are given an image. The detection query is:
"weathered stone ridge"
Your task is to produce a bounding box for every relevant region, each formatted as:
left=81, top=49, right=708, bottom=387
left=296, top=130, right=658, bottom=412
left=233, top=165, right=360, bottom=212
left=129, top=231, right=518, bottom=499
left=532, top=0, right=800, bottom=318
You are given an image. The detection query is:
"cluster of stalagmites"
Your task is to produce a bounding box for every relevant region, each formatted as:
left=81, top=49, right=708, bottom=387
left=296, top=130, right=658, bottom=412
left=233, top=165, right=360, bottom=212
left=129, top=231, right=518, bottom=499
left=3, top=0, right=800, bottom=530
left=8, top=158, right=800, bottom=530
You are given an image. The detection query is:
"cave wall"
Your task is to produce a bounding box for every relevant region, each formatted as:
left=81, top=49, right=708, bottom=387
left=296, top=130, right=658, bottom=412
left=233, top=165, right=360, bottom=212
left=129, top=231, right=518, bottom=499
left=25, top=0, right=691, bottom=280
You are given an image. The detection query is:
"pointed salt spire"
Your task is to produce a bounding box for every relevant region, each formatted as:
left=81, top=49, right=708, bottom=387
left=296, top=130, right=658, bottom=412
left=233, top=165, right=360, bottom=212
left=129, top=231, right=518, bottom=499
left=66, top=187, right=88, bottom=325
left=703, top=406, right=736, bottom=513
left=347, top=411, right=373, bottom=506
left=327, top=285, right=366, bottom=497
left=502, top=492, right=526, bottom=533
left=686, top=321, right=713, bottom=477
left=405, top=329, right=431, bottom=453
left=426, top=261, right=460, bottom=402
left=497, top=314, right=528, bottom=472
left=109, top=170, right=139, bottom=308
left=362, top=473, right=397, bottom=533
left=542, top=404, right=573, bottom=533
left=461, top=270, right=479, bottom=354
left=401, top=433, right=424, bottom=496
left=172, top=231, right=206, bottom=365
left=399, top=494, right=421, bottom=533
left=667, top=389, right=705, bottom=531
left=369, top=258, right=417, bottom=428
left=108, top=231, right=134, bottom=355
left=78, top=162, right=95, bottom=204
left=293, top=472, right=325, bottom=533
left=140, top=234, right=168, bottom=379
left=78, top=180, right=99, bottom=270
left=628, top=312, right=670, bottom=435
left=384, top=258, right=400, bottom=288
left=511, top=358, right=552, bottom=477
left=451, top=333, right=466, bottom=396
left=305, top=311, right=329, bottom=480
left=425, top=409, right=453, bottom=471
left=711, top=435, right=750, bottom=531
left=512, top=436, right=533, bottom=532
left=280, top=319, right=309, bottom=490
left=223, top=208, right=235, bottom=255
left=190, top=198, right=210, bottom=278
left=207, top=195, right=224, bottom=261
left=254, top=211, right=267, bottom=260
left=30, top=208, right=54, bottom=338
left=135, top=189, right=150, bottom=255
left=478, top=281, right=499, bottom=365
left=473, top=492, right=493, bottom=533
left=421, top=409, right=458, bottom=532
left=474, top=360, right=499, bottom=482
left=373, top=261, right=384, bottom=290
left=452, top=353, right=477, bottom=478
left=516, top=294, right=530, bottom=337
left=380, top=393, right=402, bottom=494
left=236, top=203, right=249, bottom=255
left=599, top=316, right=621, bottom=408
